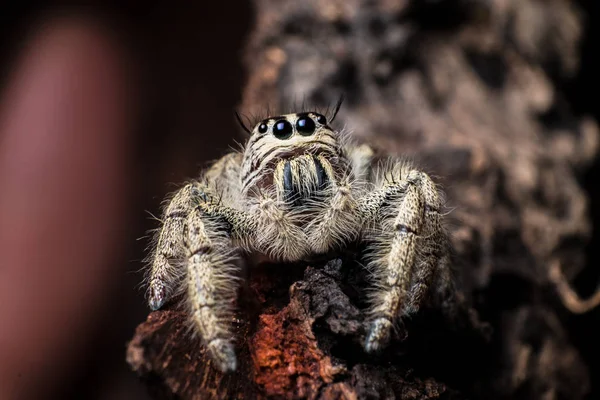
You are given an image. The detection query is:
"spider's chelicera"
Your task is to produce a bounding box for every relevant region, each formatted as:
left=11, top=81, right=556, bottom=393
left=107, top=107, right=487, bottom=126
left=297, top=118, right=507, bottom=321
left=146, top=100, right=455, bottom=372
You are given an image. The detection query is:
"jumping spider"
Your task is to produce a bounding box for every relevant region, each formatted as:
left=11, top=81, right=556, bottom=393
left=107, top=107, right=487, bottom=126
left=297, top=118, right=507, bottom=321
left=146, top=99, right=456, bottom=372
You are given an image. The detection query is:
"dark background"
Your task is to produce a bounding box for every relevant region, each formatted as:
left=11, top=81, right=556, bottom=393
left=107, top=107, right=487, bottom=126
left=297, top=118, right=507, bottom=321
left=0, top=1, right=599, bottom=399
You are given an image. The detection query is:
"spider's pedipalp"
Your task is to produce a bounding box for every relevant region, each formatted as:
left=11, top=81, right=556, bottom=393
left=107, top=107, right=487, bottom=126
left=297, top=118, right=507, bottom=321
left=251, top=191, right=310, bottom=261
left=431, top=254, right=458, bottom=320
left=306, top=174, right=361, bottom=254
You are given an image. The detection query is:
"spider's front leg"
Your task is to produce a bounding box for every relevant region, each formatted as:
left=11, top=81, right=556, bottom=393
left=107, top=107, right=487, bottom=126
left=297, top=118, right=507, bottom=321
left=358, top=167, right=447, bottom=352
left=147, top=182, right=204, bottom=310
left=148, top=181, right=256, bottom=372
left=183, top=199, right=256, bottom=372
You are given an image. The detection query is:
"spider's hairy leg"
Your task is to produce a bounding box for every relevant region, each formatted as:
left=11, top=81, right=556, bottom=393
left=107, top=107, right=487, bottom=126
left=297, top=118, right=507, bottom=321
left=358, top=167, right=446, bottom=352
left=149, top=151, right=254, bottom=372
left=147, top=182, right=204, bottom=311
left=405, top=172, right=445, bottom=315
left=182, top=201, right=255, bottom=373
left=363, top=176, right=424, bottom=352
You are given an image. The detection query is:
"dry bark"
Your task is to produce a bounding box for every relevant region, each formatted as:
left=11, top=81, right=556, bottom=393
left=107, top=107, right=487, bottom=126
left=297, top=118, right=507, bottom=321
left=127, top=260, right=488, bottom=399
left=127, top=0, right=599, bottom=398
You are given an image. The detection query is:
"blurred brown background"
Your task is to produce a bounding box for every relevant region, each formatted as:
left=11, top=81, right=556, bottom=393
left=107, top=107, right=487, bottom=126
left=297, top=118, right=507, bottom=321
left=1, top=1, right=600, bottom=399
left=0, top=2, right=251, bottom=399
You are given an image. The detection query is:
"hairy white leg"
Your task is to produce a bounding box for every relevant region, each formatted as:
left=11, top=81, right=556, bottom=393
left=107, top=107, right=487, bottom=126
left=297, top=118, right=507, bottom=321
left=364, top=181, right=424, bottom=352
left=148, top=169, right=255, bottom=372
left=405, top=173, right=445, bottom=314
left=358, top=168, right=446, bottom=352
left=147, top=182, right=204, bottom=310
left=184, top=206, right=241, bottom=372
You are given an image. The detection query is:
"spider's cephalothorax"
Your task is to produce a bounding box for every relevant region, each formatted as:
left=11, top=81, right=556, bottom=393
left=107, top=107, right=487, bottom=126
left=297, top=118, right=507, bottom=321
left=145, top=102, right=455, bottom=373
left=241, top=112, right=346, bottom=204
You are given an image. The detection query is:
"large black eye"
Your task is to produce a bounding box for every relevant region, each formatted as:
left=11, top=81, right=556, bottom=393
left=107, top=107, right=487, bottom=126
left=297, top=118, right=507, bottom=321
left=258, top=123, right=268, bottom=133
left=296, top=116, right=316, bottom=136
left=315, top=114, right=327, bottom=125
left=273, top=119, right=293, bottom=139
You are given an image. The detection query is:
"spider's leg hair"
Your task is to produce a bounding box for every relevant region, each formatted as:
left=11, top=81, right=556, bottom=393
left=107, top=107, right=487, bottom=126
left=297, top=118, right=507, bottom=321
left=146, top=182, right=206, bottom=312
left=144, top=209, right=162, bottom=223
left=228, top=138, right=246, bottom=154
left=359, top=163, right=450, bottom=353
left=183, top=205, right=242, bottom=373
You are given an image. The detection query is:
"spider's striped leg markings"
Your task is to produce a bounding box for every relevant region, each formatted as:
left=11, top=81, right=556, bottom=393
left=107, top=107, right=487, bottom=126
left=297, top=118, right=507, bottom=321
left=358, top=168, right=445, bottom=352
left=405, top=172, right=445, bottom=315
left=147, top=182, right=206, bottom=311
left=148, top=152, right=256, bottom=373
left=183, top=201, right=256, bottom=373
left=147, top=153, right=243, bottom=312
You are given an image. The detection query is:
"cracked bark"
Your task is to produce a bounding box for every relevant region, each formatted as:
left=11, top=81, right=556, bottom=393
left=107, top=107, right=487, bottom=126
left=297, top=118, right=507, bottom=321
left=127, top=0, right=598, bottom=398
left=128, top=259, right=488, bottom=399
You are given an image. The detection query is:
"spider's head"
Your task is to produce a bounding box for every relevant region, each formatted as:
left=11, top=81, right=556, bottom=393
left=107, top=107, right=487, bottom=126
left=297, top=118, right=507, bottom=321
left=239, top=106, right=347, bottom=201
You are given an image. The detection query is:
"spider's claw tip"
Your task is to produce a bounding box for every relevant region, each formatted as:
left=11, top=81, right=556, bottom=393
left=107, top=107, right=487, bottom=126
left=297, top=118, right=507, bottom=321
left=148, top=298, right=164, bottom=311
left=148, top=286, right=167, bottom=311
left=208, top=339, right=238, bottom=373
left=364, top=318, right=393, bottom=353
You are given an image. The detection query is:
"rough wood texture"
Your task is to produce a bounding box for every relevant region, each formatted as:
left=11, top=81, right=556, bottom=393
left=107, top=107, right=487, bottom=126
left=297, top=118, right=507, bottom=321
left=128, top=260, right=488, bottom=399
left=127, top=0, right=599, bottom=398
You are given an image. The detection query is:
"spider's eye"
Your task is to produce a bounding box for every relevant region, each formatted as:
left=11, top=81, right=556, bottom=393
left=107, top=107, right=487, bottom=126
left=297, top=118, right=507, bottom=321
left=315, top=114, right=327, bottom=125
left=258, top=123, right=268, bottom=134
left=273, top=119, right=293, bottom=139
left=296, top=116, right=316, bottom=136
